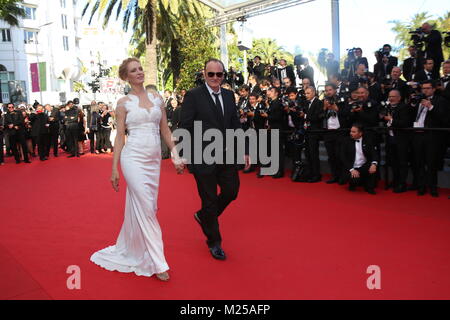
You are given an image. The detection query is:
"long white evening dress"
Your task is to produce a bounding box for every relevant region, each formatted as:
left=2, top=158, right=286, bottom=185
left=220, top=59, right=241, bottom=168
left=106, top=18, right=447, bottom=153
left=90, top=92, right=169, bottom=277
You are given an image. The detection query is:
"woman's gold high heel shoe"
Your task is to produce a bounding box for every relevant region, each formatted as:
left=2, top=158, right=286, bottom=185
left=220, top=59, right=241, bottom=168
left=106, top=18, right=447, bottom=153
left=156, top=272, right=170, bottom=281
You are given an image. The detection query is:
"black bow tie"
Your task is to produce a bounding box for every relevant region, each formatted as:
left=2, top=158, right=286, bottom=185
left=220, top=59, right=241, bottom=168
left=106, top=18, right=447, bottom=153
left=355, top=140, right=361, bottom=143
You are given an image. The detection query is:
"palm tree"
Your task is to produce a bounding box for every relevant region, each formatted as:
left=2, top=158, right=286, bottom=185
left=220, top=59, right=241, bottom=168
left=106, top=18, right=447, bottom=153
left=0, top=0, right=25, bottom=26
left=82, top=0, right=208, bottom=87
left=249, top=38, right=293, bottom=66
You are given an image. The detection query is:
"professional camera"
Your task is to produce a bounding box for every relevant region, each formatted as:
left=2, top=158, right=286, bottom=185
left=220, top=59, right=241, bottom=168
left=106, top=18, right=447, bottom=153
left=382, top=74, right=392, bottom=86
left=346, top=48, right=357, bottom=63
left=409, top=28, right=425, bottom=49
left=410, top=92, right=427, bottom=105
left=379, top=101, right=394, bottom=117
left=444, top=32, right=450, bottom=48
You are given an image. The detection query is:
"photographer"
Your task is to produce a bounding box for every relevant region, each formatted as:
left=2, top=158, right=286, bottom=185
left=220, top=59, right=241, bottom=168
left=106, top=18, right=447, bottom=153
left=252, top=92, right=269, bottom=178
left=322, top=83, right=351, bottom=184
left=329, top=74, right=349, bottom=100
left=414, top=58, right=440, bottom=82
left=349, top=87, right=380, bottom=141
left=381, top=44, right=398, bottom=67
left=267, top=86, right=286, bottom=178
left=367, top=72, right=383, bottom=103
left=273, top=59, right=296, bottom=87
left=403, top=46, right=424, bottom=82
left=437, top=59, right=450, bottom=101
left=302, top=86, right=325, bottom=183
left=226, top=67, right=244, bottom=90
left=349, top=64, right=368, bottom=89
left=421, top=22, right=444, bottom=76
left=325, top=53, right=340, bottom=79
left=374, top=53, right=394, bottom=83
left=343, top=48, right=368, bottom=80
left=249, top=56, right=266, bottom=80
left=381, top=89, right=414, bottom=193
left=410, top=80, right=448, bottom=197
left=381, top=67, right=408, bottom=102
left=297, top=58, right=314, bottom=84
left=248, top=75, right=261, bottom=95
left=237, top=85, right=251, bottom=131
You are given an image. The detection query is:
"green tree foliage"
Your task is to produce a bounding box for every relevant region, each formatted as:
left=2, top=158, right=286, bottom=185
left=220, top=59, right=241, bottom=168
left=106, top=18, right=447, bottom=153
left=176, top=18, right=219, bottom=91
left=390, top=11, right=450, bottom=61
left=0, top=0, right=25, bottom=26
left=248, top=38, right=294, bottom=66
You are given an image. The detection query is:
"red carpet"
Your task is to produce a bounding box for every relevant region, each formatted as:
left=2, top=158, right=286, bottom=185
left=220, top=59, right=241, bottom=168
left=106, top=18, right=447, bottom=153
left=1, top=151, right=450, bottom=300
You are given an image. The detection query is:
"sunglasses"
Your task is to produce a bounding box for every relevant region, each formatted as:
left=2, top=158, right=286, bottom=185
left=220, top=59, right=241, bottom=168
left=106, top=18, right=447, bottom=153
left=207, top=72, right=224, bottom=78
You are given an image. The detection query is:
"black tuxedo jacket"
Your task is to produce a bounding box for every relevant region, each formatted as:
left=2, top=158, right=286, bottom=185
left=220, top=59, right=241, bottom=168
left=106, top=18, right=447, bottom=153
left=385, top=103, right=414, bottom=140
left=267, top=99, right=285, bottom=130
left=305, top=98, right=325, bottom=130
left=340, top=136, right=380, bottom=172
left=179, top=84, right=241, bottom=174
left=30, top=112, right=49, bottom=137
left=411, top=95, right=449, bottom=129
left=414, top=69, right=439, bottom=82
left=424, top=30, right=444, bottom=64
left=4, top=111, right=25, bottom=136
left=402, top=56, right=424, bottom=81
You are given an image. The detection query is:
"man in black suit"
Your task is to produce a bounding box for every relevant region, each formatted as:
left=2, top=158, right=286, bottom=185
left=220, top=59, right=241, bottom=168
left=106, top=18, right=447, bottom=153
left=4, top=103, right=31, bottom=164
left=381, top=44, right=398, bottom=68
left=267, top=86, right=285, bottom=178
left=422, top=22, right=444, bottom=76
left=63, top=101, right=80, bottom=158
left=179, top=58, right=250, bottom=261
left=381, top=89, right=414, bottom=193
left=437, top=60, right=450, bottom=101
left=381, top=67, right=409, bottom=102
left=45, top=104, right=60, bottom=157
left=322, top=83, right=351, bottom=184
left=274, top=59, right=296, bottom=86
left=30, top=105, right=50, bottom=161
left=250, top=56, right=266, bottom=80
left=411, top=80, right=449, bottom=197
left=402, top=46, right=424, bottom=82
left=340, top=123, right=379, bottom=194
left=414, top=58, right=440, bottom=82
left=303, top=86, right=325, bottom=182
left=298, top=58, right=314, bottom=84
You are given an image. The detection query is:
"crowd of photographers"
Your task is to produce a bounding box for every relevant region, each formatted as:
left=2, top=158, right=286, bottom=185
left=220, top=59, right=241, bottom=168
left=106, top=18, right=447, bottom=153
left=186, top=22, right=450, bottom=197
left=0, top=99, right=115, bottom=164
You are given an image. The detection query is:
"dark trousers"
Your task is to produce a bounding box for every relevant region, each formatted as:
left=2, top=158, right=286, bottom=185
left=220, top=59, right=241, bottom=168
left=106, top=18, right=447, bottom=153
left=65, top=124, right=79, bottom=156
left=0, top=133, right=4, bottom=163
left=98, top=127, right=112, bottom=150
left=48, top=127, right=59, bottom=156
left=268, top=129, right=285, bottom=175
left=37, top=134, right=50, bottom=160
left=88, top=130, right=100, bottom=153
left=323, top=130, right=345, bottom=180
left=412, top=132, right=441, bottom=189
left=385, top=135, right=409, bottom=187
left=349, top=163, right=377, bottom=190
left=193, top=165, right=240, bottom=248
left=9, top=130, right=29, bottom=162
left=306, top=131, right=321, bottom=179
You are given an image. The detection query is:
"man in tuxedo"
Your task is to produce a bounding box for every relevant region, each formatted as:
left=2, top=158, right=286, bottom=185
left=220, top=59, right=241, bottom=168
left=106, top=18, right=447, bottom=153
left=414, top=58, right=440, bottom=82
left=30, top=105, right=50, bottom=161
left=267, top=86, right=285, bottom=178
left=349, top=64, right=368, bottom=89
left=403, top=46, right=424, bottom=82
left=325, top=53, right=340, bottom=79
left=250, top=56, right=266, bottom=80
left=179, top=58, right=250, bottom=260
left=4, top=103, right=31, bottom=164
left=381, top=90, right=414, bottom=193
left=381, top=67, right=408, bottom=102
left=248, top=75, right=261, bottom=95
left=322, top=84, right=351, bottom=184
left=411, top=80, right=449, bottom=197
left=45, top=104, right=60, bottom=157
left=349, top=87, right=380, bottom=133
left=422, top=22, right=444, bottom=76
left=381, top=44, right=398, bottom=67
left=437, top=60, right=450, bottom=101
left=303, top=86, right=325, bottom=183
left=274, top=59, right=296, bottom=86
left=329, top=74, right=349, bottom=99
left=63, top=101, right=80, bottom=158
left=298, top=58, right=314, bottom=84
left=340, top=123, right=379, bottom=194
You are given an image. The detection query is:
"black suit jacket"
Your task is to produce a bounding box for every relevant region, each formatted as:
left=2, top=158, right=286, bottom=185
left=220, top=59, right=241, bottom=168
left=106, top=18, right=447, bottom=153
left=385, top=103, right=414, bottom=140
left=424, top=30, right=444, bottom=64
left=414, top=69, right=439, bottom=82
left=179, top=84, right=241, bottom=174
left=411, top=95, right=449, bottom=129
left=402, top=56, right=424, bottom=81
left=305, top=98, right=325, bottom=130
left=30, top=112, right=49, bottom=137
left=4, top=110, right=26, bottom=136
left=340, top=136, right=380, bottom=172
left=349, top=100, right=380, bottom=128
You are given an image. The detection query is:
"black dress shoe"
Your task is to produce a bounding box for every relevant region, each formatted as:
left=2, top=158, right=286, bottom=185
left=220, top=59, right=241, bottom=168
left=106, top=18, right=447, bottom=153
left=365, top=188, right=376, bottom=195
left=326, top=178, right=339, bottom=184
left=393, top=185, right=407, bottom=193
left=256, top=172, right=264, bottom=178
left=68, top=155, right=76, bottom=158
left=16, top=160, right=21, bottom=164
left=348, top=185, right=356, bottom=191
left=209, top=246, right=226, bottom=260
left=24, top=160, right=31, bottom=163
left=243, top=167, right=255, bottom=173
left=272, top=172, right=284, bottom=179
left=308, top=177, right=321, bottom=183
left=417, top=187, right=426, bottom=196
left=407, top=185, right=418, bottom=191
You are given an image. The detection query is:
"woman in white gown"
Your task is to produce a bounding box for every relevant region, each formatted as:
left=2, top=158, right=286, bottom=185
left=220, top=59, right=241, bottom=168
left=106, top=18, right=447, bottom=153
left=90, top=58, right=184, bottom=281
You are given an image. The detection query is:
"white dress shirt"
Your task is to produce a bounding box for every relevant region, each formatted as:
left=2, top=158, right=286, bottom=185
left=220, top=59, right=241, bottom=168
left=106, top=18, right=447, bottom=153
left=353, top=138, right=366, bottom=169
left=414, top=97, right=434, bottom=127
left=205, top=83, right=224, bottom=114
